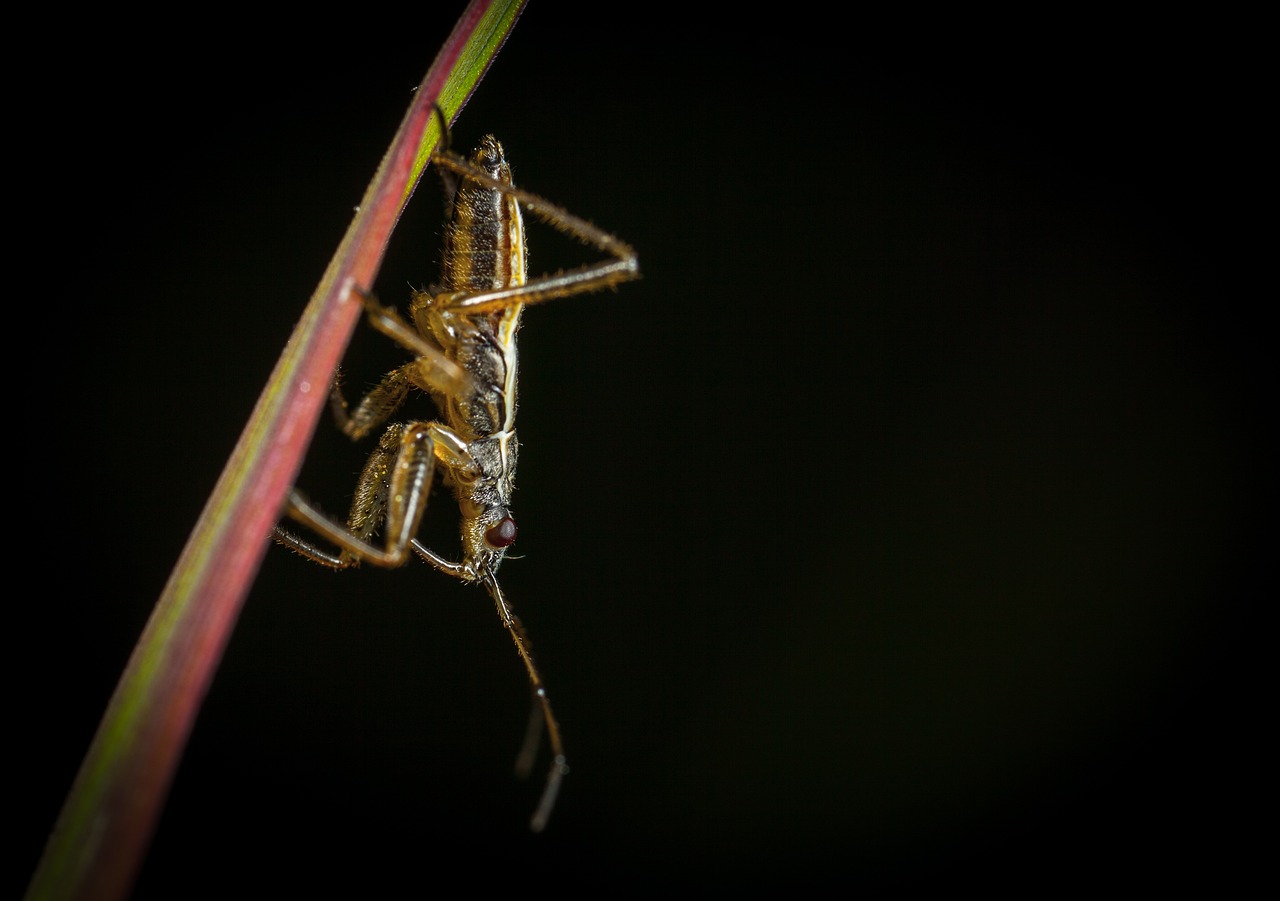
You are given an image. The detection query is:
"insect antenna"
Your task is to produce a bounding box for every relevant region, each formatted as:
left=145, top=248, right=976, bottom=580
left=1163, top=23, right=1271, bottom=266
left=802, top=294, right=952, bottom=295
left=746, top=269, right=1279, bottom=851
left=480, top=569, right=569, bottom=833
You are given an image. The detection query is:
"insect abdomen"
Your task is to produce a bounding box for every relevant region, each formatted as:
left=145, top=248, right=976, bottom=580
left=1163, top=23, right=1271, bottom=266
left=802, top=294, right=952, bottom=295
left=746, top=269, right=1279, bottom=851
left=442, top=135, right=526, bottom=295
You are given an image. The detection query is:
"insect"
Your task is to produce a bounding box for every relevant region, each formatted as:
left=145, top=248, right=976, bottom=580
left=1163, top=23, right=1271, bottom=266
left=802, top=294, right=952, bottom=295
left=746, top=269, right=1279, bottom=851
left=272, top=113, right=639, bottom=831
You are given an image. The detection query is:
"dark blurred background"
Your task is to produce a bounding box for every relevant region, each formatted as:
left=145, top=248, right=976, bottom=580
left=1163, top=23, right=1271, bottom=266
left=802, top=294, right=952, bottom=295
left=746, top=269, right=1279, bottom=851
left=19, top=5, right=1266, bottom=895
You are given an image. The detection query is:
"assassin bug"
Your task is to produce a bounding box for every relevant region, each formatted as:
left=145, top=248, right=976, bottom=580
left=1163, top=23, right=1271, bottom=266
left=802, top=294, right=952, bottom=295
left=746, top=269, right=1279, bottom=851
left=272, top=109, right=639, bottom=831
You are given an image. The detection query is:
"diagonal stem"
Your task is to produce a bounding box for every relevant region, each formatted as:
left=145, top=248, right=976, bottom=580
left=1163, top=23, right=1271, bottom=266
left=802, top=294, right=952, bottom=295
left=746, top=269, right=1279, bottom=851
left=24, top=3, right=526, bottom=900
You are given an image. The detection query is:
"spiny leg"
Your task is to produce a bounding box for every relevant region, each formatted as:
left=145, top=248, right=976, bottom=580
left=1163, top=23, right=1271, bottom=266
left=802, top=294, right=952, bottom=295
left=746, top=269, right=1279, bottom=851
left=422, top=143, right=640, bottom=318
left=348, top=288, right=477, bottom=404
left=328, top=364, right=413, bottom=443
left=274, top=419, right=471, bottom=569
left=275, top=279, right=485, bottom=565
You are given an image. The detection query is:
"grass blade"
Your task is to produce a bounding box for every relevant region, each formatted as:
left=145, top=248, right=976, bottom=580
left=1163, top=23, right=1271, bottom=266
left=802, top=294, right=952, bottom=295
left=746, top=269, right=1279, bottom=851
left=24, top=2, right=526, bottom=899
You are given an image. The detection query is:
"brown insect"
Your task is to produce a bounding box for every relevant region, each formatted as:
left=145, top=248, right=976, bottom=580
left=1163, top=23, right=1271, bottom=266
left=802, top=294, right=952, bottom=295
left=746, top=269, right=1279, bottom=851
left=273, top=117, right=639, bottom=830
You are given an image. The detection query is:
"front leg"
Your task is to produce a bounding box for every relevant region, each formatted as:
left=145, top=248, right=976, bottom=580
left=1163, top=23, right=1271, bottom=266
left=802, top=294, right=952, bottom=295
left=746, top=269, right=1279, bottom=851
left=273, top=419, right=476, bottom=569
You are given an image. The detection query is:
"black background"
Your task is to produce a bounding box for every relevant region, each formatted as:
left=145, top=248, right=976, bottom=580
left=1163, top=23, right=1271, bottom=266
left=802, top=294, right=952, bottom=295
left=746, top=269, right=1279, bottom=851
left=19, top=5, right=1266, bottom=895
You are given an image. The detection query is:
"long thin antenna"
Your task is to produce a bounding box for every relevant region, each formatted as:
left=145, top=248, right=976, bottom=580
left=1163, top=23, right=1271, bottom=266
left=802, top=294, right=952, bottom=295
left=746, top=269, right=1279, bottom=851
left=482, top=569, right=569, bottom=832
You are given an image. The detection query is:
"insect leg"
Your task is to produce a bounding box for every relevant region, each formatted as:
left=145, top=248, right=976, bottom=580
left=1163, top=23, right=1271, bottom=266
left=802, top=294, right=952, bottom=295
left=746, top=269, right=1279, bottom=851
left=273, top=419, right=473, bottom=569
left=426, top=150, right=640, bottom=316
left=327, top=364, right=413, bottom=443
left=350, top=287, right=477, bottom=401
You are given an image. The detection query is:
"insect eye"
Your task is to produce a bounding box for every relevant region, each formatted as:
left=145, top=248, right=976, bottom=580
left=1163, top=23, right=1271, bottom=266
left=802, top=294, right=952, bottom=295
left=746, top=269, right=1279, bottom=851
left=485, top=516, right=517, bottom=548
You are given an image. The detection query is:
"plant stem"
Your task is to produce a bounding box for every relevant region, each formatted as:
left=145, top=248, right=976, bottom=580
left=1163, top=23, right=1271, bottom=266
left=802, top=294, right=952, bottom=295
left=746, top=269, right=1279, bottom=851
left=24, top=3, right=526, bottom=899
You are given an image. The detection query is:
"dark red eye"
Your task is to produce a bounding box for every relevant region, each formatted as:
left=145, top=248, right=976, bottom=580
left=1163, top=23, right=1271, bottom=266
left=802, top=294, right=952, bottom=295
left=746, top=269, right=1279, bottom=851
left=485, top=516, right=517, bottom=548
